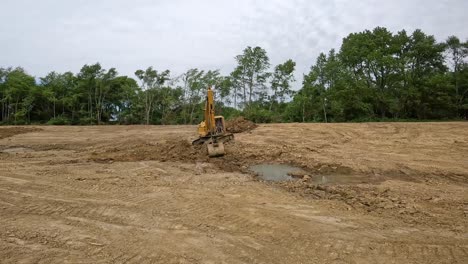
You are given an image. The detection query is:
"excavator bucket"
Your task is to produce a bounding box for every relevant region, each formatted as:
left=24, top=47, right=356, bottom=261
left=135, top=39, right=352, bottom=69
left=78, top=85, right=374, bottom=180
left=207, top=140, right=225, bottom=157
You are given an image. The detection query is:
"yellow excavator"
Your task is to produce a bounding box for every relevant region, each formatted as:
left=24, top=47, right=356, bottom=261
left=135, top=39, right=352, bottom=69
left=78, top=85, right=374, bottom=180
left=192, top=87, right=234, bottom=157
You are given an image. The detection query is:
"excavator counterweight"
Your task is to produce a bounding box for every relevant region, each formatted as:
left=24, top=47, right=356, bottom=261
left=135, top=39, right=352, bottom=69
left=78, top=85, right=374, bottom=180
left=192, top=87, right=233, bottom=157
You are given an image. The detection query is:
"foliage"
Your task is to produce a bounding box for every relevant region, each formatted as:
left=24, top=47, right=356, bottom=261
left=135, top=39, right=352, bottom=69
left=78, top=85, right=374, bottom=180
left=1, top=27, right=467, bottom=125
left=47, top=116, right=71, bottom=125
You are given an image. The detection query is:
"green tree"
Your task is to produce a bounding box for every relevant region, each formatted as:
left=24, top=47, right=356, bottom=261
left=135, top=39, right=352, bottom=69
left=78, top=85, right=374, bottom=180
left=340, top=27, right=400, bottom=118
left=180, top=68, right=204, bottom=124
left=231, top=46, right=270, bottom=108
left=135, top=67, right=170, bottom=124
left=0, top=67, right=11, bottom=122
left=40, top=71, right=74, bottom=119
left=301, top=53, right=330, bottom=122
left=3, top=67, right=36, bottom=123
left=446, top=36, right=468, bottom=117
left=94, top=68, right=118, bottom=124
left=270, top=59, right=296, bottom=111
left=107, top=76, right=139, bottom=124
left=76, top=63, right=104, bottom=123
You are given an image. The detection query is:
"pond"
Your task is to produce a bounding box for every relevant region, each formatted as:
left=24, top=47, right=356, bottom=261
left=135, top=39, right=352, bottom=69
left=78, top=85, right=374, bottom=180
left=249, top=163, right=380, bottom=185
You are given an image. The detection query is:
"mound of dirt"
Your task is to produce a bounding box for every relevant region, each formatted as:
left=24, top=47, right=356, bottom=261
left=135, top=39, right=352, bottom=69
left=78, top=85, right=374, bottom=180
left=0, top=127, right=42, bottom=140
left=225, top=117, right=257, bottom=133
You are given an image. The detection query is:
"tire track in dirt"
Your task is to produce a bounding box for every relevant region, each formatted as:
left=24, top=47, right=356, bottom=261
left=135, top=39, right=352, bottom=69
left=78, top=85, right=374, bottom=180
left=1, top=124, right=467, bottom=263
left=0, top=195, right=129, bottom=227
left=0, top=220, right=104, bottom=264
left=306, top=237, right=467, bottom=263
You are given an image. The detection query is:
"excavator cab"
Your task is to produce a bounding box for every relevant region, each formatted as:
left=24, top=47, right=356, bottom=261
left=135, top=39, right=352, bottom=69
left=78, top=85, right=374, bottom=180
left=192, top=87, right=233, bottom=157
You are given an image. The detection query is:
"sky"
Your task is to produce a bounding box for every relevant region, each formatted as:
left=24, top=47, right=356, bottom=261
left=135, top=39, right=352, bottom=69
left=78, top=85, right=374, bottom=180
left=1, top=0, right=467, bottom=85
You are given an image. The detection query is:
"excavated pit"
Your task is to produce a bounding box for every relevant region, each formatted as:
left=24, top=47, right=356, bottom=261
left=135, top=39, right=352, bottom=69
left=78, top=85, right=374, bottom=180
left=88, top=135, right=384, bottom=187
left=249, top=163, right=383, bottom=185
left=249, top=164, right=301, bottom=181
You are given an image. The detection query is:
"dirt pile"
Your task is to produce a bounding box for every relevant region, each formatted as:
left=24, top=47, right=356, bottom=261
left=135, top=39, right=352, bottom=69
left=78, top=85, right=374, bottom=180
left=225, top=117, right=257, bottom=133
left=0, top=127, right=42, bottom=140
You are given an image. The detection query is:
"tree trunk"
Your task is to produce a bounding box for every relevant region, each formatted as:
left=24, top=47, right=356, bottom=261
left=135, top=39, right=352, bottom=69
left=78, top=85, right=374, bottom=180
left=269, top=92, right=277, bottom=112
left=189, top=102, right=196, bottom=125
left=89, top=86, right=93, bottom=120
left=6, top=101, right=10, bottom=121
left=8, top=101, right=11, bottom=121
left=322, top=99, right=328, bottom=123
left=234, top=86, right=237, bottom=109
left=302, top=98, right=305, bottom=122
left=145, top=100, right=152, bottom=125
left=1, top=96, right=3, bottom=122
left=243, top=83, right=247, bottom=108
left=162, top=104, right=165, bottom=125
left=14, top=99, right=18, bottom=123
left=248, top=77, right=253, bottom=107
left=145, top=91, right=150, bottom=125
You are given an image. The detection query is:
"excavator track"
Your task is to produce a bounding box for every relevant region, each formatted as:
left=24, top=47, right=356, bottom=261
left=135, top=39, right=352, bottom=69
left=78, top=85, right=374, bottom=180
left=192, top=133, right=234, bottom=146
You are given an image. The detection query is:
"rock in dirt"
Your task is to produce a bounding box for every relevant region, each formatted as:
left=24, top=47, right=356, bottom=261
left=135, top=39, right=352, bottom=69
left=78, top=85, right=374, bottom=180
left=288, top=170, right=308, bottom=178
left=225, top=117, right=257, bottom=133
left=302, top=175, right=311, bottom=181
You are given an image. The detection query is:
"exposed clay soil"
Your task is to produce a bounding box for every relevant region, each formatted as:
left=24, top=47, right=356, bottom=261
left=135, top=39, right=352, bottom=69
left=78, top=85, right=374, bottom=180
left=0, top=123, right=467, bottom=263
left=225, top=116, right=257, bottom=133
left=0, top=127, right=41, bottom=140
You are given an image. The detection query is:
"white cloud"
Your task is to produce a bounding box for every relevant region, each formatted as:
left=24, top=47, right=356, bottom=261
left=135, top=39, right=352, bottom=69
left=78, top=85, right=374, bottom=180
left=1, top=0, right=467, bottom=88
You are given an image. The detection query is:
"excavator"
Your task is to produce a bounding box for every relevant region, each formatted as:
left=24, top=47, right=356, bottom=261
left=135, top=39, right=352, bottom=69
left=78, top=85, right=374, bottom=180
left=192, top=87, right=234, bottom=157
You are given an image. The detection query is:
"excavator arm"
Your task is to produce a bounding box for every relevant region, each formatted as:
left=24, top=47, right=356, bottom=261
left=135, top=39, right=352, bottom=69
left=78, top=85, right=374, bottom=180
left=192, top=87, right=233, bottom=157
left=197, top=88, right=216, bottom=137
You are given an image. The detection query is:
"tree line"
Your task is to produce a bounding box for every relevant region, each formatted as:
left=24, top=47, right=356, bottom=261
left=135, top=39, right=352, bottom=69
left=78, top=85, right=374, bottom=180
left=1, top=27, right=467, bottom=125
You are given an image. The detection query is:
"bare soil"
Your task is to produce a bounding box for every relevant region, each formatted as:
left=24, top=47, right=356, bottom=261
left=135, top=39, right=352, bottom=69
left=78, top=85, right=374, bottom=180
left=0, top=123, right=467, bottom=263
left=225, top=117, right=257, bottom=133
left=0, top=127, right=41, bottom=140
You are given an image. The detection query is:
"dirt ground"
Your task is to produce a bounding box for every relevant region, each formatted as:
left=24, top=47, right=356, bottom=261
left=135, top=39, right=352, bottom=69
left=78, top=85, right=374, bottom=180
left=0, top=123, right=467, bottom=263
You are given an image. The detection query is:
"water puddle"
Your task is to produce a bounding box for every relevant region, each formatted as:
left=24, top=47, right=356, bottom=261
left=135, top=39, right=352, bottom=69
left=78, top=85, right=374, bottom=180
left=309, top=174, right=378, bottom=185
left=249, top=163, right=381, bottom=185
left=249, top=164, right=306, bottom=182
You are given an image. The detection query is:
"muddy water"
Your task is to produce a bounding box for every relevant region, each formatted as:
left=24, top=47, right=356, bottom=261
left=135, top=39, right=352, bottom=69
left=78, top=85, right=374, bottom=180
left=308, top=174, right=378, bottom=185
left=250, top=163, right=380, bottom=185
left=249, top=164, right=304, bottom=182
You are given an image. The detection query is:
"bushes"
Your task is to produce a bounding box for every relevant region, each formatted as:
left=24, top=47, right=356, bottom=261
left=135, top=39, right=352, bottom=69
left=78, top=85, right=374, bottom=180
left=76, top=117, right=96, bottom=125
left=47, top=116, right=71, bottom=125
left=244, top=108, right=274, bottom=123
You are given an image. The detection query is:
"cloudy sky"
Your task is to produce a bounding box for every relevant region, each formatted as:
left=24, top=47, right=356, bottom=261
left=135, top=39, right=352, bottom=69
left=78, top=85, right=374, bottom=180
left=1, top=0, right=467, bottom=83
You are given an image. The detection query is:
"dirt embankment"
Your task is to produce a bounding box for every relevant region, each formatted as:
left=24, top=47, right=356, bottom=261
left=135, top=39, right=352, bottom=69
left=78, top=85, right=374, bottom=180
left=89, top=117, right=259, bottom=166
left=0, top=127, right=42, bottom=140
left=89, top=117, right=258, bottom=165
left=90, top=140, right=208, bottom=163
